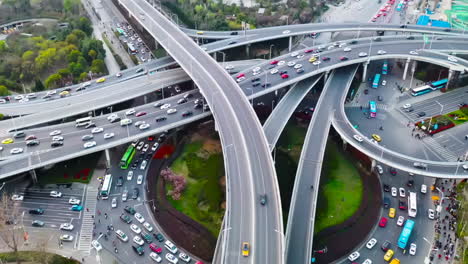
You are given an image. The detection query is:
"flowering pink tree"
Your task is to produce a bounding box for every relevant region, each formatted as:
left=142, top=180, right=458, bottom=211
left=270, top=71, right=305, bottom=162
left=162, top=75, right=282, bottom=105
left=161, top=168, right=187, bottom=200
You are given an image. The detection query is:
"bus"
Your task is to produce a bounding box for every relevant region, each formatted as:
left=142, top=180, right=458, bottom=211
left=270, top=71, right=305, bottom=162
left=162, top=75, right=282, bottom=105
left=397, top=219, right=415, bottom=249
left=408, top=192, right=417, bottom=217
left=382, top=61, right=388, bottom=75
left=372, top=74, right=381, bottom=88
left=128, top=43, right=137, bottom=54
left=75, top=116, right=91, bottom=127
left=120, top=145, right=136, bottom=169
left=429, top=78, right=448, bottom=90
left=100, top=174, right=113, bottom=199
left=369, top=101, right=377, bottom=117
left=411, top=85, right=433, bottom=96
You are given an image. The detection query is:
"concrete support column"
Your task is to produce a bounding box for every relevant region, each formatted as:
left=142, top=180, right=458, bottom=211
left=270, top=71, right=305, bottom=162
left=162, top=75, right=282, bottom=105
left=371, top=159, right=376, bottom=171
left=154, top=39, right=159, bottom=50
left=324, top=70, right=330, bottom=80
left=105, top=149, right=111, bottom=169
left=30, top=169, right=38, bottom=184
left=213, top=52, right=217, bottom=61
left=362, top=62, right=368, bottom=83
left=446, top=69, right=460, bottom=90
left=245, top=44, right=250, bottom=57
left=288, top=36, right=293, bottom=52
left=411, top=60, right=417, bottom=73
left=402, top=58, right=411, bottom=80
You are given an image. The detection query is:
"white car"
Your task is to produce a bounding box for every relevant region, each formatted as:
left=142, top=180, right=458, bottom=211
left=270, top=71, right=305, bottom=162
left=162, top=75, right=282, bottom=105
left=391, top=187, right=397, bottom=197
left=10, top=148, right=23, bottom=155
left=139, top=123, right=150, bottom=130
left=165, top=253, right=178, bottom=264
left=137, top=175, right=143, bottom=185
left=252, top=66, right=261, bottom=72
left=167, top=109, right=177, bottom=114
left=52, top=136, right=64, bottom=141
left=143, top=222, right=153, bottom=232
left=84, top=141, right=97, bottom=149
left=399, top=187, right=406, bottom=197
left=11, top=194, right=24, bottom=201
left=122, top=191, right=128, bottom=202
left=50, top=130, right=62, bottom=136
left=358, top=52, right=368, bottom=57
left=91, top=240, right=102, bottom=252
left=127, top=171, right=134, bottom=181
left=104, top=133, right=114, bottom=139
left=225, top=65, right=234, bottom=70
left=107, top=114, right=118, bottom=121
left=290, top=52, right=298, bottom=57
left=277, top=61, right=286, bottom=66
left=270, top=69, right=279, bottom=74
left=27, top=93, right=36, bottom=99
left=409, top=243, right=417, bottom=255
left=126, top=109, right=136, bottom=116
left=287, top=61, right=296, bottom=67
left=382, top=80, right=387, bottom=86
left=179, top=253, right=191, bottom=263
left=59, top=234, right=74, bottom=242
left=421, top=184, right=427, bottom=194
left=448, top=56, right=458, bottom=62
left=160, top=103, right=171, bottom=110
left=115, top=229, right=128, bottom=242
left=282, top=30, right=290, bottom=34
left=403, top=103, right=412, bottom=109
left=353, top=135, right=363, bottom=142
left=348, top=251, right=360, bottom=261
left=91, top=127, right=104, bottom=134
left=236, top=77, right=245, bottom=82
left=377, top=50, right=386, bottom=55
left=140, top=160, right=147, bottom=170
left=133, top=236, right=144, bottom=246
left=252, top=71, right=260, bottom=76
left=366, top=238, right=377, bottom=249
left=294, top=64, right=302, bottom=69
left=50, top=191, right=62, bottom=198
left=60, top=223, right=74, bottom=231
left=111, top=197, right=117, bottom=208
left=134, top=213, right=145, bottom=223
left=344, top=47, right=352, bottom=52
left=296, top=54, right=304, bottom=59
left=130, top=224, right=142, bottom=234
left=409, top=50, right=418, bottom=55
left=68, top=198, right=80, bottom=205
left=428, top=209, right=435, bottom=219
left=376, top=165, right=383, bottom=175
left=150, top=252, right=162, bottom=262
left=363, top=259, right=372, bottom=264
left=151, top=143, right=159, bottom=152
left=397, top=216, right=405, bottom=226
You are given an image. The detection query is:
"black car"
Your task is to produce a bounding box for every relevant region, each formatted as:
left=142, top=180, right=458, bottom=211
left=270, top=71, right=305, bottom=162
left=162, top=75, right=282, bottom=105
left=349, top=40, right=358, bottom=44
left=51, top=141, right=63, bottom=148
left=322, top=57, right=330, bottom=61
left=383, top=197, right=391, bottom=209
left=389, top=167, right=397, bottom=176
left=400, top=24, right=407, bottom=28
left=32, top=220, right=45, bottom=227
left=230, top=32, right=238, bottom=35
left=82, top=135, right=94, bottom=141
left=153, top=233, right=165, bottom=242
left=155, top=117, right=167, bottom=122
left=84, top=123, right=96, bottom=129
left=131, top=162, right=138, bottom=170
left=110, top=117, right=121, bottom=123
left=132, top=188, right=139, bottom=200
left=279, top=70, right=288, bottom=75
left=117, top=176, right=124, bottom=187
left=194, top=103, right=203, bottom=109
left=383, top=184, right=390, bottom=192
left=378, top=96, right=383, bottom=101
left=124, top=206, right=136, bottom=215
left=364, top=89, right=369, bottom=94
left=406, top=107, right=414, bottom=113
left=120, top=214, right=132, bottom=224
left=76, top=86, right=86, bottom=92
left=417, top=112, right=426, bottom=117
left=373, top=37, right=382, bottom=42
left=253, top=82, right=261, bottom=87
left=136, top=68, right=145, bottom=73
left=406, top=36, right=414, bottom=40
left=228, top=41, right=237, bottom=45
left=29, top=208, right=44, bottom=215
left=399, top=200, right=407, bottom=210
left=251, top=78, right=260, bottom=82
left=261, top=83, right=271, bottom=88
left=177, top=98, right=187, bottom=104
left=203, top=104, right=210, bottom=111
left=132, top=245, right=144, bottom=256
left=182, top=111, right=193, bottom=117
left=444, top=28, right=451, bottom=32
left=141, top=232, right=153, bottom=243
left=407, top=177, right=414, bottom=187
left=26, top=140, right=40, bottom=146
left=381, top=240, right=391, bottom=252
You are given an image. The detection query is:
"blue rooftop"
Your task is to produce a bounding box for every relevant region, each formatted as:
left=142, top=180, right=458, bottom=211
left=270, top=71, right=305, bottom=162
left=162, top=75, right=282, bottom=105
left=417, top=15, right=451, bottom=28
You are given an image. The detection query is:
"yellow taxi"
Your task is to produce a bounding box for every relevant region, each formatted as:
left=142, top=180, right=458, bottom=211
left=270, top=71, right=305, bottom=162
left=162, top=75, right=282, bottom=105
left=196, top=31, right=204, bottom=35
left=308, top=56, right=317, bottom=63
left=390, top=258, right=400, bottom=264
left=384, top=249, right=394, bottom=261
left=372, top=134, right=382, bottom=142
left=59, top=91, right=69, bottom=97
left=241, top=242, right=250, bottom=257
left=96, top=77, right=106, bottom=83
left=388, top=208, right=396, bottom=218
left=1, top=138, right=14, bottom=144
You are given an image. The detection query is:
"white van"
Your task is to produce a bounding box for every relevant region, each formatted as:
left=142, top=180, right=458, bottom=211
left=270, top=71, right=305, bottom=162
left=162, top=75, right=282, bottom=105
left=120, top=118, right=132, bottom=126
left=165, top=240, right=178, bottom=254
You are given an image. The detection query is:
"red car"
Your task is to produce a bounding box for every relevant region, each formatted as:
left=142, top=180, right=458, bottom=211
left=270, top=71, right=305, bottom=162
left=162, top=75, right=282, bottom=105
left=135, top=112, right=147, bottom=117
left=236, top=73, right=245, bottom=79
left=281, top=74, right=289, bottom=79
left=270, top=60, right=279, bottom=65
left=148, top=136, right=155, bottom=142
left=25, top=135, right=37, bottom=141
left=149, top=243, right=163, bottom=253
left=322, top=57, right=330, bottom=61
left=379, top=217, right=388, bottom=227
left=304, top=49, right=314, bottom=53
left=339, top=56, right=348, bottom=61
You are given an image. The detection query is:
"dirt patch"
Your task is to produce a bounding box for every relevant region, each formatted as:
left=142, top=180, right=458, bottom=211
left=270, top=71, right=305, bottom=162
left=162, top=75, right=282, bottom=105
left=202, top=138, right=222, bottom=154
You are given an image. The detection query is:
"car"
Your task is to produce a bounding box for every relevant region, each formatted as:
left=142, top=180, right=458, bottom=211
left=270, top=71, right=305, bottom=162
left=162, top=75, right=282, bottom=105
left=421, top=184, right=427, bottom=194
left=132, top=188, right=139, bottom=199
left=136, top=111, right=147, bottom=117
left=96, top=78, right=106, bottom=83
left=312, top=60, right=321, bottom=66
left=69, top=198, right=80, bottom=205
left=363, top=259, right=372, bottom=264
left=321, top=57, right=330, bottom=62
left=376, top=165, right=383, bottom=175
left=417, top=112, right=426, bottom=117
left=364, top=89, right=369, bottom=94
left=259, top=194, right=267, bottom=205
left=166, top=253, right=178, bottom=264
left=59, top=234, right=74, bottom=242
left=399, top=188, right=406, bottom=197
left=134, top=213, right=145, bottom=223
left=127, top=170, right=134, bottom=181
left=409, top=243, right=417, bottom=255
left=383, top=184, right=390, bottom=192
left=377, top=50, right=387, bottom=55
left=13, top=132, right=26, bottom=138
left=389, top=208, right=396, bottom=218
left=372, top=134, right=382, bottom=142
left=84, top=141, right=97, bottom=149
left=270, top=68, right=279, bottom=74
left=1, top=138, right=13, bottom=144
left=340, top=56, right=348, bottom=61
left=236, top=77, right=245, bottom=82
left=60, top=223, right=74, bottom=231
left=120, top=214, right=132, bottom=224
left=293, top=64, right=302, bottom=69
left=59, top=91, right=69, bottom=97
left=358, top=52, right=368, bottom=57
left=133, top=236, right=145, bottom=246
left=353, top=135, right=363, bottom=142
left=396, top=215, right=405, bottom=226
left=126, top=109, right=136, bottom=116
left=111, top=197, right=118, bottom=208
left=150, top=252, right=162, bottom=262
left=150, top=243, right=163, bottom=253
left=140, top=123, right=151, bottom=130
left=379, top=217, right=388, bottom=227
left=179, top=253, right=191, bottom=263
left=10, top=148, right=24, bottom=155
left=366, top=238, right=377, bottom=249
left=143, top=222, right=153, bottom=232
left=242, top=242, right=250, bottom=257
left=92, top=240, right=102, bottom=252
left=402, top=103, right=412, bottom=109
left=428, top=209, right=435, bottom=219
left=407, top=177, right=414, bottom=187
left=141, top=232, right=153, bottom=243
left=448, top=56, right=458, bottom=62
left=389, top=167, right=397, bottom=175
left=155, top=116, right=167, bottom=122
left=287, top=61, right=296, bottom=67
left=136, top=68, right=145, bottom=73
left=308, top=56, right=317, bottom=63
left=343, top=47, right=352, bottom=52
left=11, top=194, right=23, bottom=201
left=391, top=187, right=397, bottom=197
left=296, top=68, right=304, bottom=74
left=182, top=111, right=193, bottom=117
left=51, top=141, right=63, bottom=148
left=140, top=160, right=147, bottom=170
left=414, top=162, right=427, bottom=169
left=154, top=233, right=165, bottom=242
left=282, top=30, right=290, bottom=34
left=132, top=244, right=145, bottom=256
left=136, top=141, right=145, bottom=151
left=50, top=191, right=62, bottom=198
left=382, top=80, right=387, bottom=86
left=71, top=205, right=83, bottom=211
left=29, top=208, right=45, bottom=215
left=114, top=229, right=128, bottom=242
left=384, top=249, right=394, bottom=261
left=32, top=220, right=45, bottom=227
left=348, top=251, right=360, bottom=261
left=383, top=197, right=391, bottom=208
left=130, top=224, right=142, bottom=234
left=381, top=240, right=391, bottom=252
left=91, top=127, right=104, bottom=134
left=281, top=74, right=289, bottom=79
left=409, top=50, right=418, bottom=55
left=167, top=109, right=177, bottom=114
left=82, top=134, right=94, bottom=141
left=102, top=132, right=115, bottom=139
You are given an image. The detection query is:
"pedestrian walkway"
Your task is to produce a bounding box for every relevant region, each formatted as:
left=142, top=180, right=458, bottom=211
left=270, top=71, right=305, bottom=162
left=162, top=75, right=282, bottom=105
left=422, top=137, right=458, bottom=161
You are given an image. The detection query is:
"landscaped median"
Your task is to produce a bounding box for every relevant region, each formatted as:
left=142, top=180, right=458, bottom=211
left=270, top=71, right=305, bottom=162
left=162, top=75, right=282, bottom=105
left=415, top=105, right=468, bottom=135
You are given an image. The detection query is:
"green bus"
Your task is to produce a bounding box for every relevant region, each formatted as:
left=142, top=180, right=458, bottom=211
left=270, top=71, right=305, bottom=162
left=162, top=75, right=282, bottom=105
left=120, top=145, right=136, bottom=169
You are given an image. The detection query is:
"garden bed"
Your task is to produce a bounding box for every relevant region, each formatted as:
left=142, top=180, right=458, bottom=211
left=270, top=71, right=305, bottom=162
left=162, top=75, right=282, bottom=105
left=415, top=115, right=455, bottom=135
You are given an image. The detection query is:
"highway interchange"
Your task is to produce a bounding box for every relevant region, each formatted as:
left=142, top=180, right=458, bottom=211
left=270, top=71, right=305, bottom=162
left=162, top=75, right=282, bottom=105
left=1, top=1, right=468, bottom=263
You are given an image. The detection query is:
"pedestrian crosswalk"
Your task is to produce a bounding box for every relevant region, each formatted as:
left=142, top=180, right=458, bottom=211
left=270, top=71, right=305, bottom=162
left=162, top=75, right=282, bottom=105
left=346, top=102, right=389, bottom=110
left=422, top=137, right=458, bottom=162
left=77, top=186, right=99, bottom=252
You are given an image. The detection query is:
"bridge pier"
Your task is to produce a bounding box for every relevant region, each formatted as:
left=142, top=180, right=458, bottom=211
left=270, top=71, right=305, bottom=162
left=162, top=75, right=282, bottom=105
left=324, top=70, right=330, bottom=80
left=245, top=44, right=250, bottom=57
left=105, top=149, right=111, bottom=169
left=288, top=36, right=293, bottom=52
left=29, top=169, right=38, bottom=184
left=362, top=62, right=368, bottom=83
left=213, top=52, right=217, bottom=61
left=402, top=58, right=411, bottom=80
left=446, top=69, right=460, bottom=90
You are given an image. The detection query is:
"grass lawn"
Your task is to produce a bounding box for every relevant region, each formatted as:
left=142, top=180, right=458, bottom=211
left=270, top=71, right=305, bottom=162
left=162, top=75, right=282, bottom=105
left=314, top=140, right=363, bottom=234
left=36, top=152, right=100, bottom=185
left=445, top=109, right=468, bottom=126
left=277, top=119, right=308, bottom=162
left=168, top=140, right=224, bottom=236
left=0, top=251, right=78, bottom=264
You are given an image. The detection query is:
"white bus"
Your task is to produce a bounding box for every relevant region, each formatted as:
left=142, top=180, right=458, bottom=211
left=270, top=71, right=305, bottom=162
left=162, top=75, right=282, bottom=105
left=408, top=192, right=417, bottom=217
left=100, top=174, right=113, bottom=199
left=75, top=116, right=92, bottom=127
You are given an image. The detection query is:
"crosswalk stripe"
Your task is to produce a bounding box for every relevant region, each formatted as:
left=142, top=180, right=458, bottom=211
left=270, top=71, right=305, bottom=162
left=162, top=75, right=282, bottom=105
left=77, top=186, right=99, bottom=252
left=422, top=137, right=458, bottom=161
